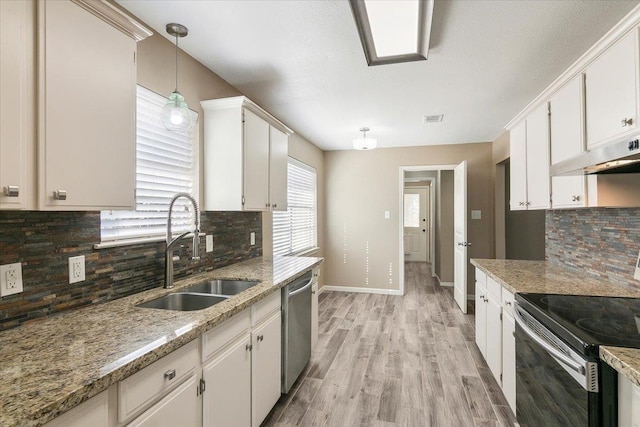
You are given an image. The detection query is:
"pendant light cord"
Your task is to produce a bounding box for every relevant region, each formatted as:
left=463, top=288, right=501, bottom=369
left=174, top=34, right=179, bottom=92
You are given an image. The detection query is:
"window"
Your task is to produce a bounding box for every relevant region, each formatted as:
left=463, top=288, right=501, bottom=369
left=403, top=193, right=420, bottom=227
left=99, top=86, right=198, bottom=245
left=273, top=158, right=317, bottom=256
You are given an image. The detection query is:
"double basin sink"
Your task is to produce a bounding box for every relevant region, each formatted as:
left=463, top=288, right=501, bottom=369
left=136, top=279, right=259, bottom=312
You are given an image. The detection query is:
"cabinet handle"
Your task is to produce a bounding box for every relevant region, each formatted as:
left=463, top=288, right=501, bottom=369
left=621, top=118, right=634, bottom=127
left=571, top=195, right=581, bottom=202
left=164, top=369, right=176, bottom=381
left=246, top=343, right=252, bottom=351
left=3, top=185, right=19, bottom=197
left=53, top=190, right=67, bottom=200
left=312, top=290, right=316, bottom=295
left=505, top=301, right=512, bottom=306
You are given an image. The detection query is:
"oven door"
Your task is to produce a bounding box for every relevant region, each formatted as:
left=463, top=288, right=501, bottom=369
left=514, top=303, right=600, bottom=427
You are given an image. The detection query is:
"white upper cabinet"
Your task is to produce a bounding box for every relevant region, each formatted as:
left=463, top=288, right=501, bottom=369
left=585, top=29, right=639, bottom=149
left=201, top=96, right=292, bottom=212
left=510, top=103, right=550, bottom=211
left=549, top=75, right=587, bottom=208
left=38, top=0, right=150, bottom=210
left=0, top=0, right=35, bottom=210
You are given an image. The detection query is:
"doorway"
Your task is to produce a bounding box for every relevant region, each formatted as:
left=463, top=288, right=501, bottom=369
left=404, top=186, right=431, bottom=262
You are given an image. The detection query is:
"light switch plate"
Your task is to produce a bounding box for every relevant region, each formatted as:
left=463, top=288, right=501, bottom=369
left=471, top=210, right=482, bottom=220
left=206, top=235, right=214, bottom=253
left=0, top=262, right=23, bottom=297
left=634, top=249, right=640, bottom=281
left=68, top=255, right=85, bottom=284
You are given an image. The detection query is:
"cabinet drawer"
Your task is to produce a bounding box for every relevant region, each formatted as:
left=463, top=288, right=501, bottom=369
left=202, top=308, right=251, bottom=362
left=502, top=288, right=515, bottom=316
left=475, top=268, right=487, bottom=286
left=127, top=374, right=198, bottom=427
left=118, top=340, right=198, bottom=423
left=487, top=276, right=501, bottom=299
left=251, top=291, right=281, bottom=326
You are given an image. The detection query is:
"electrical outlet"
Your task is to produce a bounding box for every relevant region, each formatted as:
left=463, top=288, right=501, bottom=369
left=206, top=235, right=214, bottom=253
left=250, top=232, right=256, bottom=246
left=68, top=255, right=85, bottom=284
left=634, top=249, right=640, bottom=281
left=0, top=262, right=23, bottom=297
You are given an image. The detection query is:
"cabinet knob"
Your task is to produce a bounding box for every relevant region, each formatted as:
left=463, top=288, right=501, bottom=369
left=266, top=203, right=270, bottom=208
left=621, top=118, right=634, bottom=127
left=571, top=195, right=581, bottom=202
left=246, top=343, right=252, bottom=351
left=518, top=201, right=524, bottom=206
left=272, top=203, right=277, bottom=208
left=53, top=190, right=67, bottom=200
left=3, top=185, right=19, bottom=197
left=257, top=335, right=264, bottom=342
left=164, top=369, right=176, bottom=381
left=312, top=290, right=316, bottom=295
left=525, top=201, right=531, bottom=206
left=505, top=301, right=512, bottom=306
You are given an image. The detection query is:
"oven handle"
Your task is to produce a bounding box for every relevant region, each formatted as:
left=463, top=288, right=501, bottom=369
left=513, top=305, right=586, bottom=376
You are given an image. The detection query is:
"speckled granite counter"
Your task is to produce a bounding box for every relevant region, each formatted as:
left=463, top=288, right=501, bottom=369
left=0, top=255, right=322, bottom=427
left=470, top=259, right=640, bottom=297
left=600, top=347, right=640, bottom=388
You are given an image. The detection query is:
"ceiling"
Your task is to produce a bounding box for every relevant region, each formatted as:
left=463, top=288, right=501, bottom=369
left=117, top=0, right=639, bottom=151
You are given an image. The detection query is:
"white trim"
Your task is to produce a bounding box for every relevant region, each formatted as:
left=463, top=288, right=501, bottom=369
left=94, top=232, right=205, bottom=249
left=434, top=272, right=454, bottom=287
left=71, top=0, right=152, bottom=41
left=200, top=96, right=293, bottom=135
left=399, top=165, right=458, bottom=296
left=505, top=4, right=640, bottom=129
left=322, top=285, right=403, bottom=296
left=466, top=294, right=475, bottom=301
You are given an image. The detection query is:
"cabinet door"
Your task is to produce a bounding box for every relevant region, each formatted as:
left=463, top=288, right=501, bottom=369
left=475, top=282, right=487, bottom=358
left=128, top=376, right=198, bottom=427
left=486, top=294, right=502, bottom=385
left=526, top=103, right=550, bottom=210
left=40, top=0, right=136, bottom=210
left=0, top=0, right=35, bottom=210
left=243, top=109, right=270, bottom=211
left=269, top=126, right=288, bottom=211
left=202, top=335, right=251, bottom=427
left=586, top=29, right=639, bottom=148
left=502, top=312, right=516, bottom=414
left=252, top=311, right=282, bottom=427
left=44, top=390, right=108, bottom=427
left=311, top=281, right=319, bottom=349
left=509, top=120, right=527, bottom=211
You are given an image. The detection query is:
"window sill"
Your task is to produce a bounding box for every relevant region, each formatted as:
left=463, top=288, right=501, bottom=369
left=290, top=247, right=320, bottom=257
left=94, top=232, right=206, bottom=249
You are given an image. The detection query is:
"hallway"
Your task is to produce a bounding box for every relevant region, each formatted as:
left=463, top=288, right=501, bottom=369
left=264, top=262, right=516, bottom=426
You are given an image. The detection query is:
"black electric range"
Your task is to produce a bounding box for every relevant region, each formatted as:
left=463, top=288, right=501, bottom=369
left=514, top=293, right=640, bottom=427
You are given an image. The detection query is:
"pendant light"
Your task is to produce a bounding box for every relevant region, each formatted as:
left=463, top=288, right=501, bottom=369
left=161, top=23, right=192, bottom=132
left=353, top=127, right=377, bottom=150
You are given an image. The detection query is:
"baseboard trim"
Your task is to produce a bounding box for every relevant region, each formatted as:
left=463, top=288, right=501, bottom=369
left=322, top=285, right=403, bottom=296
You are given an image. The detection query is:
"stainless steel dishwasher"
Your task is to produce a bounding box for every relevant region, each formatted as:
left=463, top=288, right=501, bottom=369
left=281, top=271, right=313, bottom=393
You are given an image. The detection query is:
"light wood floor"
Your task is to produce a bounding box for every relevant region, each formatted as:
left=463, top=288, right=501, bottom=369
left=263, top=262, right=517, bottom=427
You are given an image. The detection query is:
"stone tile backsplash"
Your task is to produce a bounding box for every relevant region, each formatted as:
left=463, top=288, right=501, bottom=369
left=0, top=211, right=262, bottom=330
left=546, top=208, right=640, bottom=288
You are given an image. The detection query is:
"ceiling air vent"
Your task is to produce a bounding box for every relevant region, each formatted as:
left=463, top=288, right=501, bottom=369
left=423, top=114, right=444, bottom=123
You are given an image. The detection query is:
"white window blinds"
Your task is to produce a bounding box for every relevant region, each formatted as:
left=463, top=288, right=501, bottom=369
left=100, top=86, right=198, bottom=243
left=273, top=158, right=317, bottom=256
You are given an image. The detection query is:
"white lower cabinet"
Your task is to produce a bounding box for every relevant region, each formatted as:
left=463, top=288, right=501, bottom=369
left=202, top=333, right=252, bottom=427
left=44, top=391, right=108, bottom=427
left=474, top=268, right=516, bottom=414
left=128, top=376, right=198, bottom=427
left=251, top=311, right=282, bottom=427
left=618, top=373, right=640, bottom=427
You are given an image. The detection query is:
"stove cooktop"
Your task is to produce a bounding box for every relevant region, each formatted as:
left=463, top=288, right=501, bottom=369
left=516, top=293, right=640, bottom=357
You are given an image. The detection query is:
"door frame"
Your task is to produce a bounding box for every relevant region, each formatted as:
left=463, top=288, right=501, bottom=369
left=398, top=165, right=458, bottom=295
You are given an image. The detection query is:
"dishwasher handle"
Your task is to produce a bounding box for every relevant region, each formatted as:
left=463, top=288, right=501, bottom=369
left=288, top=277, right=313, bottom=298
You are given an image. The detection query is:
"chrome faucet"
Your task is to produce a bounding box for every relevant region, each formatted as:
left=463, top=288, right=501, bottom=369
left=165, top=193, right=201, bottom=289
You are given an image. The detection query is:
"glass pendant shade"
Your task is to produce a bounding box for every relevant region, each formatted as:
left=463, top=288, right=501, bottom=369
left=161, top=91, right=191, bottom=131
left=353, top=127, right=377, bottom=150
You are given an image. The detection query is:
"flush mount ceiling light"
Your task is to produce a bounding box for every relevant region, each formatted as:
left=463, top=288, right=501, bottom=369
left=349, top=0, right=434, bottom=67
left=161, top=23, right=192, bottom=132
left=353, top=127, right=377, bottom=150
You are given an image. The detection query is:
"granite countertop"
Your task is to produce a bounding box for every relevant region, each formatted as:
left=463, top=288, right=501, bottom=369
left=600, top=346, right=640, bottom=388
left=470, top=259, right=640, bottom=297
left=0, top=255, right=323, bottom=427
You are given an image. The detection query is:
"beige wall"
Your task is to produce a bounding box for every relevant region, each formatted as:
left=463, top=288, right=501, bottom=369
left=262, top=133, right=326, bottom=286
left=324, top=143, right=493, bottom=295
left=136, top=34, right=241, bottom=201
left=435, top=170, right=454, bottom=283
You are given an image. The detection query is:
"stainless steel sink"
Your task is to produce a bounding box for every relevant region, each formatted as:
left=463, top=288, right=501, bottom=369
left=136, top=293, right=229, bottom=311
left=183, top=279, right=260, bottom=296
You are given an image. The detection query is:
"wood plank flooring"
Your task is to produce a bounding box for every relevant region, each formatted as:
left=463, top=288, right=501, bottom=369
left=263, top=262, right=517, bottom=427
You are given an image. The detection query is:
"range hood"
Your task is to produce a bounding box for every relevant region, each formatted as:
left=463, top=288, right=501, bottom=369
left=550, top=135, right=640, bottom=175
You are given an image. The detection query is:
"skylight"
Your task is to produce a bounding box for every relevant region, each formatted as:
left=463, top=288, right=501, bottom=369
left=350, top=0, right=434, bottom=66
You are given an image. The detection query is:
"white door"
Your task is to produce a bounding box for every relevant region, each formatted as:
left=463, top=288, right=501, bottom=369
left=403, top=187, right=429, bottom=262
left=454, top=161, right=467, bottom=313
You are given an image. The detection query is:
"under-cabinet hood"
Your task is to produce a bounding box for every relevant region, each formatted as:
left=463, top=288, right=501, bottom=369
left=550, top=135, right=640, bottom=175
